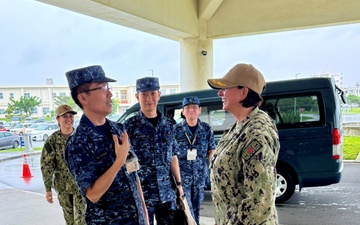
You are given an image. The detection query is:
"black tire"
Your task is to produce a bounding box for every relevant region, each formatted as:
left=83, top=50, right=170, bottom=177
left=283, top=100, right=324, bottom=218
left=13, top=140, right=19, bottom=148
left=275, top=167, right=295, bottom=203
left=43, top=134, right=48, bottom=141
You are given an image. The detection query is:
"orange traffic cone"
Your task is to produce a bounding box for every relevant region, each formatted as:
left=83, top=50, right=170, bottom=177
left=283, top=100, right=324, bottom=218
left=21, top=153, right=33, bottom=178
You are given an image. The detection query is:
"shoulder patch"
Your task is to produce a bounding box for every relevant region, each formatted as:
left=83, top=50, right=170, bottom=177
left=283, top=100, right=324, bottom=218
left=243, top=139, right=262, bottom=161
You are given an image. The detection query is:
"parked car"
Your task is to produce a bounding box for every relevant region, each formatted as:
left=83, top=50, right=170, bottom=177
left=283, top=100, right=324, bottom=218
left=11, top=116, right=21, bottom=122
left=10, top=123, right=32, bottom=136
left=3, top=122, right=12, bottom=131
left=30, top=123, right=59, bottom=141
left=24, top=117, right=32, bottom=123
left=0, top=125, right=7, bottom=132
left=118, top=77, right=346, bottom=203
left=0, top=131, right=20, bottom=150
left=24, top=123, right=41, bottom=134
left=34, top=118, right=45, bottom=123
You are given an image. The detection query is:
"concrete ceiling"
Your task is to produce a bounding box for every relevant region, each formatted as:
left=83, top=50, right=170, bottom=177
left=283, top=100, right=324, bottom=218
left=36, top=0, right=360, bottom=41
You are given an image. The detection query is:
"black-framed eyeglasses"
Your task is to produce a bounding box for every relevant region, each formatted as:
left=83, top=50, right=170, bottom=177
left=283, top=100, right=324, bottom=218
left=80, top=84, right=112, bottom=93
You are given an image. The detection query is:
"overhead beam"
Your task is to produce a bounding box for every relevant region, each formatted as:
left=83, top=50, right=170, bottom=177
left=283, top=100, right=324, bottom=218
left=37, top=0, right=360, bottom=40
left=37, top=0, right=200, bottom=40
left=206, top=0, right=360, bottom=38
left=198, top=0, right=223, bottom=21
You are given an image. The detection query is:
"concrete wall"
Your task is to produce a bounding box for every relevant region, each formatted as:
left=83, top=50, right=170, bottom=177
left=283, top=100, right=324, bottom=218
left=344, top=125, right=360, bottom=136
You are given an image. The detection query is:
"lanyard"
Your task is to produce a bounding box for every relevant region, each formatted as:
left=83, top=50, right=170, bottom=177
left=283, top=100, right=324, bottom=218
left=185, top=132, right=196, bottom=146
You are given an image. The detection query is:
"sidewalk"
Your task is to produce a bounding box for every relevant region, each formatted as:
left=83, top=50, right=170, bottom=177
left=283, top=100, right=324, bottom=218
left=3, top=151, right=359, bottom=225
left=0, top=151, right=215, bottom=225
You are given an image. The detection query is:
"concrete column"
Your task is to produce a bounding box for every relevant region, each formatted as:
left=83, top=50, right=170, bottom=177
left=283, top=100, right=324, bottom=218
left=180, top=37, right=213, bottom=92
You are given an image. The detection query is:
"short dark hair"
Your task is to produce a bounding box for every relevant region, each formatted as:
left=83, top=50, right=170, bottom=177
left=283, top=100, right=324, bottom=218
left=239, top=86, right=263, bottom=108
left=70, top=83, right=92, bottom=109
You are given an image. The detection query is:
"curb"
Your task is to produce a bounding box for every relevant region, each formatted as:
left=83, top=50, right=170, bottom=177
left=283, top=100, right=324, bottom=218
left=0, top=151, right=41, bottom=163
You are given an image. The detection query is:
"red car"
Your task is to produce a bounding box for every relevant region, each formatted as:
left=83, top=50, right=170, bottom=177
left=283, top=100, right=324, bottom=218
left=0, top=125, right=7, bottom=132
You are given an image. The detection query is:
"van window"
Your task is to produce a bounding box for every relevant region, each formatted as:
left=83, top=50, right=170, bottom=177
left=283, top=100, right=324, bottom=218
left=263, top=93, right=324, bottom=129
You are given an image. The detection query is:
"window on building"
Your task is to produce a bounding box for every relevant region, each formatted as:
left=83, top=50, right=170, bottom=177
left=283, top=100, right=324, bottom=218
left=52, top=93, right=56, bottom=98
left=0, top=93, right=3, bottom=100
left=161, top=89, right=167, bottom=95
left=43, top=107, right=50, bottom=114
left=120, top=90, right=127, bottom=100
left=0, top=109, right=5, bottom=114
left=32, top=108, right=38, bottom=114
left=10, top=93, right=14, bottom=99
left=60, top=92, right=66, bottom=96
left=24, top=93, right=30, bottom=98
left=170, top=89, right=176, bottom=94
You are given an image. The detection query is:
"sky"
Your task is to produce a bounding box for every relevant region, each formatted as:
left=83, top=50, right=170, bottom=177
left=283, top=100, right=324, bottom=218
left=1, top=0, right=360, bottom=88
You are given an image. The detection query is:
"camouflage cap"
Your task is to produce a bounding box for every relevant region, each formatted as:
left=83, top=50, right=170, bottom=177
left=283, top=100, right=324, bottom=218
left=136, top=77, right=160, bottom=92
left=65, top=65, right=116, bottom=89
left=182, top=96, right=200, bottom=108
left=56, top=104, right=77, bottom=117
left=207, top=63, right=266, bottom=95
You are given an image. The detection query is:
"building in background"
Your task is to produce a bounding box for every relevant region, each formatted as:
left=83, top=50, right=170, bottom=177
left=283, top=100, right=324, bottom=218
left=311, top=72, right=360, bottom=97
left=0, top=84, right=180, bottom=120
left=344, top=83, right=360, bottom=97
left=313, top=73, right=343, bottom=88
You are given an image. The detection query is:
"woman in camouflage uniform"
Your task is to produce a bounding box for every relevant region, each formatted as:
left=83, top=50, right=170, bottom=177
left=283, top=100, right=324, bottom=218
left=40, top=104, right=86, bottom=225
left=207, top=64, right=280, bottom=225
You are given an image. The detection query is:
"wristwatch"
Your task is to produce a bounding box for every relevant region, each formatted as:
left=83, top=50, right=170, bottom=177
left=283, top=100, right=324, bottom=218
left=176, top=181, right=182, bottom=186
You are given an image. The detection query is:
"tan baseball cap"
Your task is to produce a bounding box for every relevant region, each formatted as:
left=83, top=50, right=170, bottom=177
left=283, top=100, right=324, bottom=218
left=207, top=63, right=266, bottom=95
left=56, top=104, right=77, bottom=117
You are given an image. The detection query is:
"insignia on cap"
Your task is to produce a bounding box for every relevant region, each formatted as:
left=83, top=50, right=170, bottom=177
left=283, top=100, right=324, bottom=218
left=212, top=80, right=227, bottom=87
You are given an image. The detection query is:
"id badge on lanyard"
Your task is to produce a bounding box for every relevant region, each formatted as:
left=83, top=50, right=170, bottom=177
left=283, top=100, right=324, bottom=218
left=185, top=132, right=197, bottom=161
left=187, top=148, right=197, bottom=160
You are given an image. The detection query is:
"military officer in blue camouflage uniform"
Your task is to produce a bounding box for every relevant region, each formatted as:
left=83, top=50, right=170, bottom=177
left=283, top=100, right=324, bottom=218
left=207, top=63, right=280, bottom=225
left=64, top=65, right=149, bottom=225
left=41, top=104, right=86, bottom=225
left=174, top=96, right=216, bottom=225
left=124, top=77, right=184, bottom=225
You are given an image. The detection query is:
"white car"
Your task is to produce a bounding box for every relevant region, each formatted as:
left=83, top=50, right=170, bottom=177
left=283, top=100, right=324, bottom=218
left=10, top=123, right=32, bottom=136
left=30, top=123, right=59, bottom=141
left=25, top=123, right=41, bottom=134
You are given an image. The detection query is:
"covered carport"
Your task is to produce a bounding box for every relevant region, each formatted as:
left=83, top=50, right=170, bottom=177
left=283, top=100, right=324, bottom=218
left=36, top=0, right=360, bottom=91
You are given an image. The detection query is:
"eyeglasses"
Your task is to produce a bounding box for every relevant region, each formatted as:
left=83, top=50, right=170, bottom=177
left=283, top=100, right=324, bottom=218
left=80, top=84, right=112, bottom=93
left=184, top=105, right=200, bottom=110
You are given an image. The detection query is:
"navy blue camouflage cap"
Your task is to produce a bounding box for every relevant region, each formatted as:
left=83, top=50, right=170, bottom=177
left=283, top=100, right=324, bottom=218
left=65, top=65, right=117, bottom=89
left=182, top=96, right=201, bottom=108
left=136, top=77, right=160, bottom=92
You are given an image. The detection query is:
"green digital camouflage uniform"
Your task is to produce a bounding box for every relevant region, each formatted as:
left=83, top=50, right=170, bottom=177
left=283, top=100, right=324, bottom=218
left=40, top=130, right=86, bottom=225
left=210, top=107, right=280, bottom=225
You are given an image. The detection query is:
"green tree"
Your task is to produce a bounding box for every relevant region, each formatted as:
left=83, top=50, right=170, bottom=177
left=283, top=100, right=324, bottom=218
left=53, top=96, right=80, bottom=112
left=7, top=96, right=42, bottom=117
left=110, top=98, right=120, bottom=117
left=346, top=94, right=360, bottom=106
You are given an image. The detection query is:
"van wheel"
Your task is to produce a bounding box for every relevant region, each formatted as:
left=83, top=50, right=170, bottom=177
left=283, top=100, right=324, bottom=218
left=275, top=167, right=295, bottom=203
